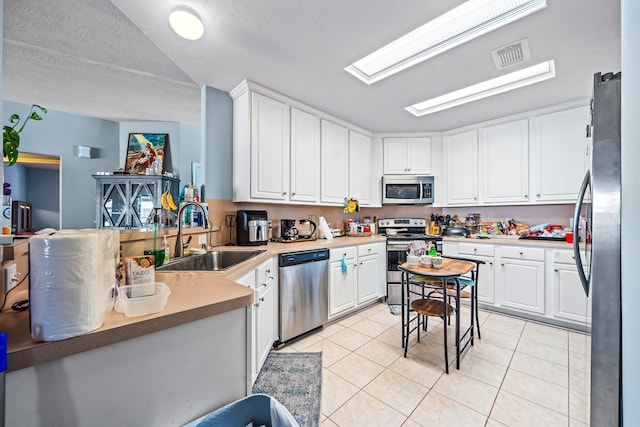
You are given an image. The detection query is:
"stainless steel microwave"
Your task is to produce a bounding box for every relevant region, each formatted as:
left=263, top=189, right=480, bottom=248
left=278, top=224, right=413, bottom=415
left=382, top=176, right=434, bottom=205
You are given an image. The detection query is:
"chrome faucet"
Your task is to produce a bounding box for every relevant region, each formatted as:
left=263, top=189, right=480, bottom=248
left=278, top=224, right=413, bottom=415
left=174, top=201, right=211, bottom=258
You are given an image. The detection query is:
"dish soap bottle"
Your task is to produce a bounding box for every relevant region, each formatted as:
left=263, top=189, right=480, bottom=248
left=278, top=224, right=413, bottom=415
left=428, top=242, right=438, bottom=257
left=163, top=235, right=170, bottom=265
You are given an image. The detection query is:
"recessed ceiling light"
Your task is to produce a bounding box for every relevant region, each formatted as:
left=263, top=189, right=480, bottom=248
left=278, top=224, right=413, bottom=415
left=345, top=0, right=547, bottom=85
left=405, top=60, right=556, bottom=117
left=169, top=6, right=204, bottom=40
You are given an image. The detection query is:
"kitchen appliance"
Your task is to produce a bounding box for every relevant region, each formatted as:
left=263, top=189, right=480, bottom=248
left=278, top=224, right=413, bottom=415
left=382, top=176, right=434, bottom=205
left=378, top=218, right=442, bottom=313
left=11, top=200, right=32, bottom=235
left=280, top=219, right=298, bottom=240
left=573, top=71, right=620, bottom=426
left=236, top=210, right=268, bottom=246
left=297, top=219, right=317, bottom=239
left=278, top=249, right=329, bottom=342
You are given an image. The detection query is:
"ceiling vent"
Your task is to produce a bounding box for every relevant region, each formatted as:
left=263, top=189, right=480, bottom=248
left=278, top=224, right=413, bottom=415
left=491, top=38, right=531, bottom=70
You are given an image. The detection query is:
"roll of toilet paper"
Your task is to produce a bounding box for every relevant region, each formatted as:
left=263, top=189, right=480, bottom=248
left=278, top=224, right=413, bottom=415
left=29, top=229, right=119, bottom=342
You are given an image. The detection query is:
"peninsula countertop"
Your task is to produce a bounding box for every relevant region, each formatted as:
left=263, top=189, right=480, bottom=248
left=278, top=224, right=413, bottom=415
left=1, top=234, right=385, bottom=372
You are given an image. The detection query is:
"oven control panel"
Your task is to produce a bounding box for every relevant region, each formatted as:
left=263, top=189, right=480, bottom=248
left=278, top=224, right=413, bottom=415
left=378, top=218, right=426, bottom=228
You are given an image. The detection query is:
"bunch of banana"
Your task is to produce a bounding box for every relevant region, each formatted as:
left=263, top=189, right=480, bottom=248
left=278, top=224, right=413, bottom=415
left=161, top=190, right=178, bottom=210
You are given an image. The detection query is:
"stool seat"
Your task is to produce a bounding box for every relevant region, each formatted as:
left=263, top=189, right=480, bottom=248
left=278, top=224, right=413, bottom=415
left=410, top=299, right=455, bottom=317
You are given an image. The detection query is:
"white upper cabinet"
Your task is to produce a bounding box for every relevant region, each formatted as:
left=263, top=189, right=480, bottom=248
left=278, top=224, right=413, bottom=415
left=250, top=93, right=290, bottom=200
left=348, top=130, right=372, bottom=206
left=320, top=120, right=349, bottom=204
left=480, top=119, right=529, bottom=204
left=444, top=130, right=478, bottom=205
left=290, top=108, right=320, bottom=202
left=383, top=137, right=431, bottom=175
left=531, top=105, right=590, bottom=202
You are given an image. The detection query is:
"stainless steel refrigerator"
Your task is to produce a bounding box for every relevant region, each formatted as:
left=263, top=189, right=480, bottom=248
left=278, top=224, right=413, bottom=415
left=573, top=71, right=621, bottom=427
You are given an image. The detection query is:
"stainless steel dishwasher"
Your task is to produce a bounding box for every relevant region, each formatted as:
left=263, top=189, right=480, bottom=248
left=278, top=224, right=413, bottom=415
left=278, top=249, right=329, bottom=343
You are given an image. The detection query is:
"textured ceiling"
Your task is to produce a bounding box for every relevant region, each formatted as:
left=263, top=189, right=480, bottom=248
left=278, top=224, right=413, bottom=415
left=3, top=0, right=621, bottom=131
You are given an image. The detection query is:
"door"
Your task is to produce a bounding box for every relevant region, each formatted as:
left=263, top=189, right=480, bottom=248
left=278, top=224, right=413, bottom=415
left=348, top=130, right=372, bottom=205
left=357, top=255, right=378, bottom=304
left=255, top=281, right=275, bottom=375
left=290, top=108, right=320, bottom=202
left=383, top=137, right=408, bottom=174
left=499, top=259, right=545, bottom=314
left=406, top=137, right=431, bottom=174
left=445, top=130, right=478, bottom=205
left=329, top=260, right=357, bottom=316
left=552, top=263, right=592, bottom=325
left=250, top=93, right=290, bottom=200
left=320, top=120, right=349, bottom=204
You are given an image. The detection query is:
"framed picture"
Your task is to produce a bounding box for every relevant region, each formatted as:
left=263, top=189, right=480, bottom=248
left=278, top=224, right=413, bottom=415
left=124, top=133, right=169, bottom=174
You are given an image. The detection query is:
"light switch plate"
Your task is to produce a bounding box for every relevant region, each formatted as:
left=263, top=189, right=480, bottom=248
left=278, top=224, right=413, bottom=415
left=198, top=235, right=207, bottom=245
left=3, top=263, right=17, bottom=293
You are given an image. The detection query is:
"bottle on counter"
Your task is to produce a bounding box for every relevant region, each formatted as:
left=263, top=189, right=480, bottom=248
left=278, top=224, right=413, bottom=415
left=163, top=235, right=170, bottom=264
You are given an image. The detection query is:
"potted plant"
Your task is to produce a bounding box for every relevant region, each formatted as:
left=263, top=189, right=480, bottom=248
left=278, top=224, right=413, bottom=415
left=3, top=104, right=47, bottom=166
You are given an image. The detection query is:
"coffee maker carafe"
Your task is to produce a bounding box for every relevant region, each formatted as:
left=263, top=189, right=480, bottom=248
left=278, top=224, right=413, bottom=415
left=280, top=219, right=298, bottom=240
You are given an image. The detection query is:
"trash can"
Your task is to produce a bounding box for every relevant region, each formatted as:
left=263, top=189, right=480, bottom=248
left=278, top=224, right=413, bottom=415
left=183, top=394, right=299, bottom=427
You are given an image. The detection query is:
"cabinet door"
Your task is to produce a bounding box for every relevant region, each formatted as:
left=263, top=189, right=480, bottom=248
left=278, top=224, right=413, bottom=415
left=348, top=130, right=372, bottom=205
left=406, top=137, right=431, bottom=174
left=357, top=255, right=378, bottom=304
left=320, top=120, right=349, bottom=204
left=532, top=106, right=590, bottom=202
left=383, top=137, right=408, bottom=174
left=329, top=260, right=357, bottom=316
left=250, top=93, right=290, bottom=200
left=467, top=255, right=496, bottom=305
left=480, top=120, right=529, bottom=204
left=255, top=280, right=275, bottom=376
left=552, top=264, right=591, bottom=325
left=499, top=259, right=545, bottom=314
left=445, top=130, right=479, bottom=205
left=290, top=108, right=320, bottom=202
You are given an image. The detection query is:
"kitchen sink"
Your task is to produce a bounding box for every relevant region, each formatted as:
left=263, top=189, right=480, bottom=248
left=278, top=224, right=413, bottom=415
left=157, top=250, right=266, bottom=272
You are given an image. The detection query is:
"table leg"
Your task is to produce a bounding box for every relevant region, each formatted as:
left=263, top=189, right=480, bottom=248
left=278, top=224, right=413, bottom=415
left=455, top=277, right=461, bottom=370
left=442, top=278, right=449, bottom=374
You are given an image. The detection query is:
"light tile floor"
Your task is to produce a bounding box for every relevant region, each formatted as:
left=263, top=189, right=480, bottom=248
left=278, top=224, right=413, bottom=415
left=275, top=301, right=591, bottom=427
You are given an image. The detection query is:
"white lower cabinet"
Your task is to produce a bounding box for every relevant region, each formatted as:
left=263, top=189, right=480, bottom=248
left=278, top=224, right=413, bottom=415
left=329, top=247, right=358, bottom=317
left=498, top=247, right=546, bottom=315
left=329, top=243, right=385, bottom=318
left=237, top=257, right=277, bottom=389
left=550, top=250, right=592, bottom=325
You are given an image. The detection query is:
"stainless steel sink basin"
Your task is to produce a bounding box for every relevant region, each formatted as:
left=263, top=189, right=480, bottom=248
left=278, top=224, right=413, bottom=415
left=157, top=250, right=266, bottom=272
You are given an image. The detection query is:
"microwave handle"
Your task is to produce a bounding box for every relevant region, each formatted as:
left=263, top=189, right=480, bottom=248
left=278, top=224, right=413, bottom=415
left=419, top=180, right=423, bottom=203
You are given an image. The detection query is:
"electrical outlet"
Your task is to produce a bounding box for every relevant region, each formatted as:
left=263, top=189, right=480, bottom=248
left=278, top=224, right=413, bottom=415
left=3, top=263, right=17, bottom=293
left=198, top=235, right=207, bottom=246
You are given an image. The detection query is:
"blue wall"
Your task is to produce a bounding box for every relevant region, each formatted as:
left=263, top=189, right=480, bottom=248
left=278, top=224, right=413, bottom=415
left=201, top=86, right=233, bottom=200
left=3, top=100, right=119, bottom=229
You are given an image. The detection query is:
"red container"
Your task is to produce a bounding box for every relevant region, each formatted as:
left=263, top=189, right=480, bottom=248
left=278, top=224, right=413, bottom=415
left=565, top=232, right=574, bottom=243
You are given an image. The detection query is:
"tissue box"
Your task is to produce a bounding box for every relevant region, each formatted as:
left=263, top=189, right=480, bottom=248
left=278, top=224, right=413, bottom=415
left=125, top=255, right=155, bottom=297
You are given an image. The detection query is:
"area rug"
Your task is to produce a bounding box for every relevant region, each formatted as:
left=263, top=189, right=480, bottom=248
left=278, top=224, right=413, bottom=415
left=252, top=352, right=322, bottom=427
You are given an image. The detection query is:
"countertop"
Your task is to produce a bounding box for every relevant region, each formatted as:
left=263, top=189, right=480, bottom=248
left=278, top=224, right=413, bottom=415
left=2, top=235, right=385, bottom=372
left=443, top=236, right=577, bottom=249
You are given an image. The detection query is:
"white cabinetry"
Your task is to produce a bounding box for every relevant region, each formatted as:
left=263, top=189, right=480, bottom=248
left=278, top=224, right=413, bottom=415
left=531, top=105, right=590, bottom=202
left=458, top=242, right=496, bottom=304
left=236, top=257, right=277, bottom=388
left=480, top=119, right=529, bottom=204
left=321, top=120, right=350, bottom=204
left=444, top=130, right=478, bottom=205
left=550, top=250, right=591, bottom=325
left=250, top=93, right=290, bottom=200
left=498, top=246, right=546, bottom=315
left=357, top=243, right=381, bottom=304
left=329, top=247, right=358, bottom=317
left=383, top=137, right=431, bottom=175
left=290, top=107, right=320, bottom=202
left=349, top=130, right=373, bottom=205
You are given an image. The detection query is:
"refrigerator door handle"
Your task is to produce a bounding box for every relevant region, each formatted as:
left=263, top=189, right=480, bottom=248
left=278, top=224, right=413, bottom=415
left=573, top=170, right=591, bottom=296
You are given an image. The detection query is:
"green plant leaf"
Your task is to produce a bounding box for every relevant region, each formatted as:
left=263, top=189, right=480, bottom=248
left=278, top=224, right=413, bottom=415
left=8, top=114, right=19, bottom=125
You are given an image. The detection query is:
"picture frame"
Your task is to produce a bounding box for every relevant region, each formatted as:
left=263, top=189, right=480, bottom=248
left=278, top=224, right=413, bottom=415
left=124, top=133, right=169, bottom=174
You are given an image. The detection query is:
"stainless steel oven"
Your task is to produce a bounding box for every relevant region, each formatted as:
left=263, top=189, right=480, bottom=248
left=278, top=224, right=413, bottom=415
left=382, top=176, right=434, bottom=205
left=378, top=218, right=442, bottom=312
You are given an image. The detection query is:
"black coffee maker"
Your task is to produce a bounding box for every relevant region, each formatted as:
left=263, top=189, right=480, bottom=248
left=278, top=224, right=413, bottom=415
left=280, top=219, right=298, bottom=240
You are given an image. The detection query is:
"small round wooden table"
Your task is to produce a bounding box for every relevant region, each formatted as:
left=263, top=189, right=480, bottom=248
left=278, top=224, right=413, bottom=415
left=399, top=258, right=476, bottom=373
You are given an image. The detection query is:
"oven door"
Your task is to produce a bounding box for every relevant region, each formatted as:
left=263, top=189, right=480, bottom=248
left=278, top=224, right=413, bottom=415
left=386, top=242, right=408, bottom=284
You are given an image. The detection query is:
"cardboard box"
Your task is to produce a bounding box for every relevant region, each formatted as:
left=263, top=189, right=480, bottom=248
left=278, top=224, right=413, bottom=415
left=125, top=255, right=155, bottom=297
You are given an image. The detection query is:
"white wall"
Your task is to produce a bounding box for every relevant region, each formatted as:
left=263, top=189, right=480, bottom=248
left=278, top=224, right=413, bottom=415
left=621, top=0, right=639, bottom=424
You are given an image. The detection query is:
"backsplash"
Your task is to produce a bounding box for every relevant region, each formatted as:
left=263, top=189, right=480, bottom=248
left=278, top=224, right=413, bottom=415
left=204, top=198, right=574, bottom=244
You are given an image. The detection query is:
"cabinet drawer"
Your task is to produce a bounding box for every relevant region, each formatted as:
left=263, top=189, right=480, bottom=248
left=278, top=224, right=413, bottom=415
left=500, top=246, right=545, bottom=261
left=553, top=250, right=585, bottom=265
left=459, top=243, right=494, bottom=257
left=330, top=246, right=357, bottom=262
left=357, top=243, right=379, bottom=257
left=256, top=258, right=275, bottom=288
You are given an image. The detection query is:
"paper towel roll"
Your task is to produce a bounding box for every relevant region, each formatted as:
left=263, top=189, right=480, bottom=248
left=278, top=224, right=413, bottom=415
left=29, top=229, right=119, bottom=342
left=318, top=216, right=333, bottom=240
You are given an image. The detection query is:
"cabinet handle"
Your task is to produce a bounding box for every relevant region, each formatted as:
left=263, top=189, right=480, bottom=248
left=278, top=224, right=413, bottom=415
left=489, top=262, right=493, bottom=265
left=254, top=297, right=265, bottom=307
left=554, top=268, right=559, bottom=272
left=536, top=193, right=541, bottom=197
left=524, top=195, right=528, bottom=198
left=473, top=197, right=478, bottom=200
left=501, top=263, right=505, bottom=266
left=519, top=251, right=523, bottom=255
left=282, top=192, right=287, bottom=196
left=291, top=192, right=296, bottom=196
left=473, top=248, right=477, bottom=252
left=266, top=269, right=271, bottom=274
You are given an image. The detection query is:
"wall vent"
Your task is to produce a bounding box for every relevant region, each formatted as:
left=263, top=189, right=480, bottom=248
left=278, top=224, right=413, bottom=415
left=491, top=38, right=531, bottom=70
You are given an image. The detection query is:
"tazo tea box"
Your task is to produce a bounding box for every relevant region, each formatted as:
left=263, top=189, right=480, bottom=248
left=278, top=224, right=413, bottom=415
left=125, top=255, right=155, bottom=297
